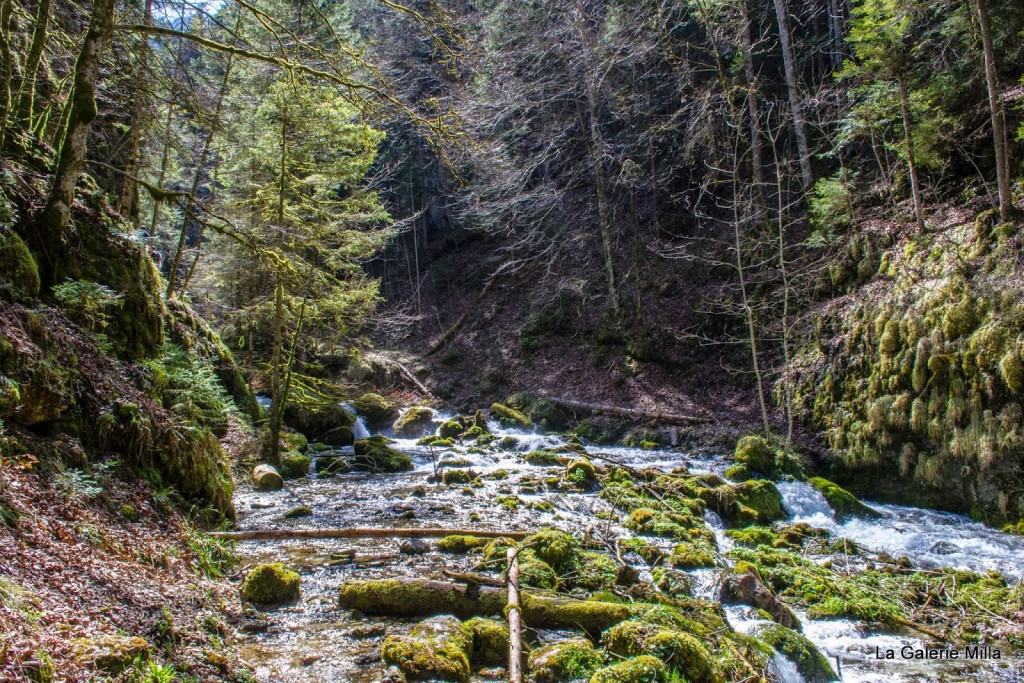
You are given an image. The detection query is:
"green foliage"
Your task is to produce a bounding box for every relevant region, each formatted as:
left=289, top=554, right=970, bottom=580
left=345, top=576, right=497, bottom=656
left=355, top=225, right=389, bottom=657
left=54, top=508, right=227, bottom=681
left=144, top=344, right=235, bottom=437
left=52, top=279, right=123, bottom=335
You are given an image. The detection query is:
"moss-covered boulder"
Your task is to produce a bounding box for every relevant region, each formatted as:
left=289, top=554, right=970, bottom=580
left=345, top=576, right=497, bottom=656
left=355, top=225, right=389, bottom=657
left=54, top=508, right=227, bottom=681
left=524, top=529, right=577, bottom=572
left=463, top=618, right=509, bottom=667
left=71, top=635, right=150, bottom=674
left=0, top=228, right=40, bottom=303
left=281, top=431, right=308, bottom=453
left=518, top=550, right=559, bottom=590
left=353, top=393, right=400, bottom=430
left=490, top=402, right=531, bottom=429
left=353, top=436, right=413, bottom=472
left=590, top=656, right=665, bottom=683
left=703, top=480, right=785, bottom=527
left=809, top=477, right=880, bottom=521
left=566, top=551, right=618, bottom=591
left=241, top=563, right=301, bottom=605
left=528, top=639, right=603, bottom=683
left=382, top=615, right=472, bottom=682
left=439, top=420, right=464, bottom=440
left=253, top=464, right=284, bottom=491
left=394, top=407, right=436, bottom=437
left=438, top=535, right=490, bottom=553
left=669, top=542, right=716, bottom=570
left=442, top=468, right=473, bottom=485
left=524, top=450, right=562, bottom=466
left=283, top=401, right=355, bottom=446
left=734, top=435, right=774, bottom=474
left=278, top=451, right=311, bottom=479
left=565, top=458, right=597, bottom=487
left=756, top=624, right=837, bottom=682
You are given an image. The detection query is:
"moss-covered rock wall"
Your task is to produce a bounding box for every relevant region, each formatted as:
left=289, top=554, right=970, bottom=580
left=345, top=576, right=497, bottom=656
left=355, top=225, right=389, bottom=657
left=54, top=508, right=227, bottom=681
left=790, top=210, right=1024, bottom=525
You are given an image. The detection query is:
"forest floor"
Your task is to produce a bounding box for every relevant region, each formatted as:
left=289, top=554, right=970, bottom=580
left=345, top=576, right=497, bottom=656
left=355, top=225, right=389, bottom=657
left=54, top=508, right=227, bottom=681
left=0, top=422, right=257, bottom=683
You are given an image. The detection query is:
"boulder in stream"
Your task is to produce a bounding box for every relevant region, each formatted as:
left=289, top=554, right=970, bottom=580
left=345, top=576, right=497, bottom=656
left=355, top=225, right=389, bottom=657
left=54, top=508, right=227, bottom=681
left=756, top=624, right=838, bottom=683
left=527, top=639, right=602, bottom=683
left=381, top=615, right=472, bottom=682
left=718, top=565, right=800, bottom=631
left=252, top=464, right=284, bottom=491
left=809, top=477, right=881, bottom=521
left=393, top=407, right=436, bottom=437
left=242, top=563, right=301, bottom=605
left=353, top=393, right=400, bottom=430
left=353, top=436, right=413, bottom=472
left=284, top=402, right=355, bottom=446
left=590, top=655, right=665, bottom=683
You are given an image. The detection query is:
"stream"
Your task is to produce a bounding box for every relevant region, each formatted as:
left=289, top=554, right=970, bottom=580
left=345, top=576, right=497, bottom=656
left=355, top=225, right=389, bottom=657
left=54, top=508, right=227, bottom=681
left=232, top=408, right=1024, bottom=682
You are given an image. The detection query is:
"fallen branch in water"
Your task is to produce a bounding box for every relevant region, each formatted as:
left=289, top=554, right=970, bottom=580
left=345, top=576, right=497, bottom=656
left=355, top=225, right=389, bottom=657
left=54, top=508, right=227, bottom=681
left=536, top=394, right=706, bottom=425
left=209, top=527, right=530, bottom=541
left=507, top=547, right=524, bottom=683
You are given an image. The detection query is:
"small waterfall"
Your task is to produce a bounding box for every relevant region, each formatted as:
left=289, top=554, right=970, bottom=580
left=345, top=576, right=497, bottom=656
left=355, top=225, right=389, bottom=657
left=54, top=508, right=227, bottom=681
left=777, top=481, right=835, bottom=525
left=255, top=394, right=272, bottom=409
left=341, top=402, right=372, bottom=439
left=770, top=652, right=807, bottom=683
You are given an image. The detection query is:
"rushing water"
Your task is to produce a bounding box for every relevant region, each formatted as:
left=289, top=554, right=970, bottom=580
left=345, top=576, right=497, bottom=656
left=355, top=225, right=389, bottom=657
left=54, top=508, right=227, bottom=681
left=233, top=411, right=1024, bottom=682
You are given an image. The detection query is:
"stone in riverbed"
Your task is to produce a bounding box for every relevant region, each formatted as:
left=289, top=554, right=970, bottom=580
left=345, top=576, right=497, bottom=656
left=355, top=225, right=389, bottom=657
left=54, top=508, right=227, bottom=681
left=809, top=477, right=881, bottom=521
left=756, top=623, right=837, bottom=683
left=381, top=615, right=472, bottom=682
left=393, top=407, right=436, bottom=437
left=353, top=436, right=413, bottom=472
left=241, top=563, right=301, bottom=605
left=718, top=566, right=800, bottom=631
left=400, top=538, right=431, bottom=555
left=252, top=464, right=284, bottom=491
left=527, top=639, right=602, bottom=683
left=590, top=655, right=665, bottom=683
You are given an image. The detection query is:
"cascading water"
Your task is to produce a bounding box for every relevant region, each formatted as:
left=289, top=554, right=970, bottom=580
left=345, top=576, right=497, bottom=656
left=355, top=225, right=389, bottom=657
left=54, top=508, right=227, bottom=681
left=232, top=417, right=1023, bottom=683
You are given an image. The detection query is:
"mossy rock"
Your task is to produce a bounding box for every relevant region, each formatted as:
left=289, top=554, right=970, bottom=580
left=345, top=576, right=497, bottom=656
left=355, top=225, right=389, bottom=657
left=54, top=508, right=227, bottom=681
left=809, top=477, right=880, bottom=522
left=71, top=635, right=150, bottom=674
left=353, top=436, right=413, bottom=472
left=704, top=480, right=785, bottom=527
left=643, top=630, right=716, bottom=683
left=280, top=430, right=309, bottom=453
left=442, top=468, right=473, bottom=485
left=284, top=505, right=313, bottom=519
left=566, top=551, right=618, bottom=591
left=756, top=624, right=837, bottom=682
left=491, top=402, right=531, bottom=429
left=524, top=528, right=577, bottom=572
left=724, top=464, right=753, bottom=482
left=278, top=451, right=311, bottom=479
left=670, top=543, right=716, bottom=570
left=590, top=655, right=664, bottom=683
left=518, top=550, right=559, bottom=590
left=283, top=402, right=356, bottom=446
left=438, top=535, right=489, bottom=553
left=733, top=435, right=774, bottom=474
left=315, top=453, right=351, bottom=475
left=439, top=420, right=464, bottom=439
left=382, top=615, right=472, bottom=682
left=524, top=449, right=562, bottom=466
left=52, top=221, right=164, bottom=361
left=652, top=569, right=692, bottom=599
left=241, top=563, right=301, bottom=605
left=574, top=417, right=627, bottom=445
left=603, top=620, right=662, bottom=657
left=353, top=393, right=399, bottom=430
left=463, top=617, right=508, bottom=667
left=528, top=639, right=603, bottom=683
left=0, top=228, right=40, bottom=303
left=394, top=407, right=436, bottom=437
left=566, top=458, right=597, bottom=487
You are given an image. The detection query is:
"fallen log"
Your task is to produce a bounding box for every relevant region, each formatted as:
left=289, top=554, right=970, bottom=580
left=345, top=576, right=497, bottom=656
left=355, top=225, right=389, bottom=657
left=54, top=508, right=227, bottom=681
left=537, top=394, right=706, bottom=425
left=337, top=578, right=631, bottom=637
left=209, top=527, right=529, bottom=541
left=507, top=548, right=523, bottom=683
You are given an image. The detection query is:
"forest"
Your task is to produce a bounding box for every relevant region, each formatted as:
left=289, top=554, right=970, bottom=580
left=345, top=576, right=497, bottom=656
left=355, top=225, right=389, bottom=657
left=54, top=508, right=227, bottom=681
left=1, top=0, right=1024, bottom=681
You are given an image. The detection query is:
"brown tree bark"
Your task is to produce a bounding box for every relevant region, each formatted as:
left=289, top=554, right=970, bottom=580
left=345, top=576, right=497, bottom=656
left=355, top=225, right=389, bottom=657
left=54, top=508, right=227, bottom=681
left=740, top=0, right=766, bottom=188
left=771, top=0, right=813, bottom=190
left=975, top=0, right=1012, bottom=222
left=33, top=0, right=118, bottom=257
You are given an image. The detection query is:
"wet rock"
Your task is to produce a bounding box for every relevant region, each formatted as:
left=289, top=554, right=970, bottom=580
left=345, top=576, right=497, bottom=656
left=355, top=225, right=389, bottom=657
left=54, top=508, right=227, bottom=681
left=490, top=402, right=531, bottom=429
left=241, top=563, right=301, bottom=605
left=284, top=402, right=356, bottom=446
left=442, top=468, right=473, bottom=485
left=400, top=538, right=430, bottom=555
left=590, top=655, right=664, bottom=683
left=437, top=535, right=489, bottom=553
left=477, top=667, right=506, bottom=680
left=756, top=623, right=837, bottom=682
left=251, top=501, right=276, bottom=509
left=615, top=564, right=640, bottom=586
left=71, top=635, right=150, bottom=674
left=464, top=617, right=509, bottom=666
left=253, top=464, right=284, bottom=491
left=345, top=624, right=389, bottom=639
left=565, top=457, right=597, bottom=488
left=283, top=505, right=313, bottom=519
left=353, top=436, right=413, bottom=472
left=394, top=407, right=435, bottom=437
left=527, top=639, right=602, bottom=683
left=439, top=420, right=464, bottom=440
left=353, top=393, right=400, bottom=430
left=929, top=540, right=959, bottom=555
left=809, top=477, right=881, bottom=521
left=381, top=615, right=472, bottom=682
left=652, top=568, right=693, bottom=598
left=380, top=665, right=407, bottom=683
left=718, top=566, right=800, bottom=631
left=278, top=451, right=311, bottom=479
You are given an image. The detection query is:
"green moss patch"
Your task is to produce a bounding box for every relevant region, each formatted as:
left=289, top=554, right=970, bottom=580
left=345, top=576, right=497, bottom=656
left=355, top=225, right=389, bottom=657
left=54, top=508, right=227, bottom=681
left=242, top=563, right=301, bottom=605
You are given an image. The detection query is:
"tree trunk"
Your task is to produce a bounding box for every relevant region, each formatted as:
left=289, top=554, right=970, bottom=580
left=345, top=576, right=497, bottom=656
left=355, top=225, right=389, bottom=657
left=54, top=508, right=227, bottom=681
left=975, top=0, right=1012, bottom=222
left=265, top=275, right=285, bottom=466
left=897, top=75, right=925, bottom=232
left=0, top=0, right=15, bottom=151
left=116, top=0, right=153, bottom=221
left=15, top=0, right=51, bottom=132
left=740, top=0, right=766, bottom=188
left=535, top=394, right=705, bottom=425
left=771, top=0, right=813, bottom=190
left=32, top=0, right=118, bottom=255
